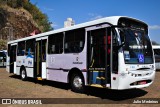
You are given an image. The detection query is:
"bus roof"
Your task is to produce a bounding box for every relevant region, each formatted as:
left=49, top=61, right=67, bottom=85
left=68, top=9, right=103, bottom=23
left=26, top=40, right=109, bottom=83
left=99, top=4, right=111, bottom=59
left=152, top=45, right=160, bottom=49
left=0, top=50, right=7, bottom=53
left=8, top=16, right=146, bottom=44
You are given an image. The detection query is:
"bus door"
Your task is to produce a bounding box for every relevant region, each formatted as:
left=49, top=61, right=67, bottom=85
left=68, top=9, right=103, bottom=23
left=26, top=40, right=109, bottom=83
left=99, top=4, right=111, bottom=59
left=35, top=38, right=47, bottom=79
left=10, top=44, right=17, bottom=74
left=86, top=24, right=111, bottom=87
left=110, top=28, right=119, bottom=89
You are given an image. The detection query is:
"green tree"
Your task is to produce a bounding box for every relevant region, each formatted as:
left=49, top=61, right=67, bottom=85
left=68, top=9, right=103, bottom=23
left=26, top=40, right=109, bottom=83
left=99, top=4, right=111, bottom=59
left=22, top=1, right=53, bottom=32
left=0, top=40, right=7, bottom=50
left=38, top=14, right=53, bottom=32
left=16, top=0, right=23, bottom=8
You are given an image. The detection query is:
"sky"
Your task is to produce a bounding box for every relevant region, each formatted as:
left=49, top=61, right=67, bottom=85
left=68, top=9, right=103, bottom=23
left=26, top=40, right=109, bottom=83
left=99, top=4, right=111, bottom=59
left=30, top=0, right=160, bottom=43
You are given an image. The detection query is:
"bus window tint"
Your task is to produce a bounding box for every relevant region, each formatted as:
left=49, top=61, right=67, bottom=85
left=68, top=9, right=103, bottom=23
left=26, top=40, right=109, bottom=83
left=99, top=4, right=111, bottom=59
left=154, top=49, right=160, bottom=63
left=48, top=33, right=63, bottom=54
left=26, top=39, right=35, bottom=56
left=65, top=28, right=85, bottom=53
left=0, top=51, right=6, bottom=62
left=17, top=41, right=25, bottom=56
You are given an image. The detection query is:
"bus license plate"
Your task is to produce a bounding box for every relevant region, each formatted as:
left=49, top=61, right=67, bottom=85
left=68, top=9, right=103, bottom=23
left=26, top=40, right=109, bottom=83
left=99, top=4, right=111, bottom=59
left=139, top=81, right=146, bottom=85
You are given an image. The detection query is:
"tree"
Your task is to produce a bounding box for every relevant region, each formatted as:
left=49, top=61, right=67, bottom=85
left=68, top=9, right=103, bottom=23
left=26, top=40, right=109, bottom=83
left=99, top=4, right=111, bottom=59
left=0, top=40, right=7, bottom=50
left=22, top=1, right=53, bottom=32
left=16, top=0, right=23, bottom=8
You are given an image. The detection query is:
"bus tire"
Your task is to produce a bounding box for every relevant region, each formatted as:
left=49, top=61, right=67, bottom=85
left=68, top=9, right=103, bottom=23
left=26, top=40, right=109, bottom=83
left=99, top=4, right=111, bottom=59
left=70, top=73, right=85, bottom=93
left=21, top=68, right=27, bottom=81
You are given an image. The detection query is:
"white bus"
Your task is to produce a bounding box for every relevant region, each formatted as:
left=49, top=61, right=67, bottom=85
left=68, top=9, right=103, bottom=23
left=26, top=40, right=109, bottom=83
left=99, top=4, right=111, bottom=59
left=6, top=16, right=155, bottom=93
left=152, top=45, right=160, bottom=70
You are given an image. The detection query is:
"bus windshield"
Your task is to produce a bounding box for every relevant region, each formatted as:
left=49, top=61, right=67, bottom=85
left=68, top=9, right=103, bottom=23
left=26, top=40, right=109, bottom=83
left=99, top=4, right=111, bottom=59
left=119, top=28, right=153, bottom=64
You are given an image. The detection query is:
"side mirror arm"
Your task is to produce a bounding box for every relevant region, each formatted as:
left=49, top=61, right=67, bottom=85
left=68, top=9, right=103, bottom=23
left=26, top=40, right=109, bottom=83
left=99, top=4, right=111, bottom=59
left=117, top=42, right=125, bottom=50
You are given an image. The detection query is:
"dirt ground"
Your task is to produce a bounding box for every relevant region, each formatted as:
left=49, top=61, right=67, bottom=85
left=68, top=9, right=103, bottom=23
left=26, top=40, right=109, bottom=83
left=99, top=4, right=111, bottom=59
left=0, top=68, right=159, bottom=107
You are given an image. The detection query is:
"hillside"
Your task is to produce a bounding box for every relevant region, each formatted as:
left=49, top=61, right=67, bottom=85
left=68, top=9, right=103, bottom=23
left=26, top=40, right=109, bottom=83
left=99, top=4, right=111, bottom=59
left=0, top=0, right=53, bottom=49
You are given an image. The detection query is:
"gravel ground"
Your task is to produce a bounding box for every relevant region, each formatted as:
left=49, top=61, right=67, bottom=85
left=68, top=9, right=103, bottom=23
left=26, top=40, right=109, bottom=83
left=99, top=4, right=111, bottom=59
left=0, top=68, right=159, bottom=107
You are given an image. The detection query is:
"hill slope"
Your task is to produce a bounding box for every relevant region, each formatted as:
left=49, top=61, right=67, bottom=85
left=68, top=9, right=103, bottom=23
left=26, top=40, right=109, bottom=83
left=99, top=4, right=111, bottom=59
left=0, top=0, right=53, bottom=49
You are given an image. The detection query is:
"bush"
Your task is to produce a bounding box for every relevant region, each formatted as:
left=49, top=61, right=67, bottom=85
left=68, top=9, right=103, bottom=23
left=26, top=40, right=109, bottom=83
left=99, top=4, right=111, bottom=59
left=0, top=40, right=7, bottom=50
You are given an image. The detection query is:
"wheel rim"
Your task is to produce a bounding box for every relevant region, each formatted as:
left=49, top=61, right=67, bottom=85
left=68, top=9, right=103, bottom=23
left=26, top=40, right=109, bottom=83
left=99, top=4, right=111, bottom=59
left=73, top=76, right=83, bottom=88
left=21, top=70, right=26, bottom=79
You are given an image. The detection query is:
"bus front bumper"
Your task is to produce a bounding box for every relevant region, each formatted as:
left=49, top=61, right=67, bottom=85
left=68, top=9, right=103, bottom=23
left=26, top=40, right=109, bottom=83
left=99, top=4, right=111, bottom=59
left=117, top=70, right=155, bottom=90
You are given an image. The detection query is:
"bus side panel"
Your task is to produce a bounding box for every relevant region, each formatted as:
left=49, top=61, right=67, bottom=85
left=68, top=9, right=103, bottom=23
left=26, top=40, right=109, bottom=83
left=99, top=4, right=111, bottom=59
left=6, top=56, right=10, bottom=73
left=47, top=52, right=87, bottom=84
left=16, top=67, right=20, bottom=75
left=47, top=69, right=68, bottom=83
left=16, top=56, right=26, bottom=75
left=25, top=68, right=34, bottom=77
left=25, top=57, right=34, bottom=78
left=111, top=52, right=124, bottom=89
left=42, top=62, right=47, bottom=79
left=64, top=52, right=87, bottom=70
left=62, top=52, right=87, bottom=83
left=16, top=56, right=34, bottom=77
left=47, top=54, right=68, bottom=83
left=14, top=62, right=16, bottom=74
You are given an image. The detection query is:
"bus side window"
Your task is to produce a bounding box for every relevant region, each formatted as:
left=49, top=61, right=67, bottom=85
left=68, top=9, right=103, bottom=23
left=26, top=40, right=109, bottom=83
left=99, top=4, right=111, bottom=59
left=26, top=39, right=35, bottom=56
left=51, top=45, right=55, bottom=53
left=17, top=41, right=25, bottom=56
left=154, top=49, right=160, bottom=63
left=48, top=33, right=63, bottom=54
left=64, top=28, right=85, bottom=53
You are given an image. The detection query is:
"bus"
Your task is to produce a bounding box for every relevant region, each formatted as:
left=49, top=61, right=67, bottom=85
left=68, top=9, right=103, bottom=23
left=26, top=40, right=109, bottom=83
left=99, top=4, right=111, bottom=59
left=0, top=50, right=7, bottom=67
left=152, top=45, right=160, bottom=70
left=6, top=16, right=155, bottom=93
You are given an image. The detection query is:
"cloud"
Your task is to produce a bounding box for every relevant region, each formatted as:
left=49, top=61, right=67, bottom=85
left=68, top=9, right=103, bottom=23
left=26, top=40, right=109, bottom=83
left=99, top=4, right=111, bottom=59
left=88, top=13, right=103, bottom=21
left=149, top=25, right=160, bottom=30
left=50, top=23, right=58, bottom=28
left=90, top=15, right=103, bottom=20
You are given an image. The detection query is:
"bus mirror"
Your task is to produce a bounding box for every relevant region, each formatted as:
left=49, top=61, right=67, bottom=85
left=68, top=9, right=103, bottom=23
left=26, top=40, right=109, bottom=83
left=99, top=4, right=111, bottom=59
left=117, top=42, right=125, bottom=50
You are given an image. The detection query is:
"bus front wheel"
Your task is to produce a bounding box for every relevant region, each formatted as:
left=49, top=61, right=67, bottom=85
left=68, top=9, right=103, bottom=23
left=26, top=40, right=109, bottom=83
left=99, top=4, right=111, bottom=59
left=70, top=73, right=85, bottom=93
left=21, top=68, right=27, bottom=81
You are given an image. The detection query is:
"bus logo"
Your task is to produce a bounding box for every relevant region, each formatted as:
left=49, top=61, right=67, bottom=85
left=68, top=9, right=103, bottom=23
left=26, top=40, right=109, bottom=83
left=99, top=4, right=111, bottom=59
left=26, top=48, right=33, bottom=58
left=138, top=54, right=144, bottom=63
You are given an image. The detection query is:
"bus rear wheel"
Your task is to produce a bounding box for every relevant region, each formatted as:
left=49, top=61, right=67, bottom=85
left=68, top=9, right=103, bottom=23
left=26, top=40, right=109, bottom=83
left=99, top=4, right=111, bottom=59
left=21, top=68, right=27, bottom=81
left=70, top=73, right=85, bottom=93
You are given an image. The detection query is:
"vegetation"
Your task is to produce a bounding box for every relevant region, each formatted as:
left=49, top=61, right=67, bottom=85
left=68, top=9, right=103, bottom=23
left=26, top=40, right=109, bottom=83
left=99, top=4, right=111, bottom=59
left=0, top=0, right=53, bottom=32
left=0, top=39, right=7, bottom=50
